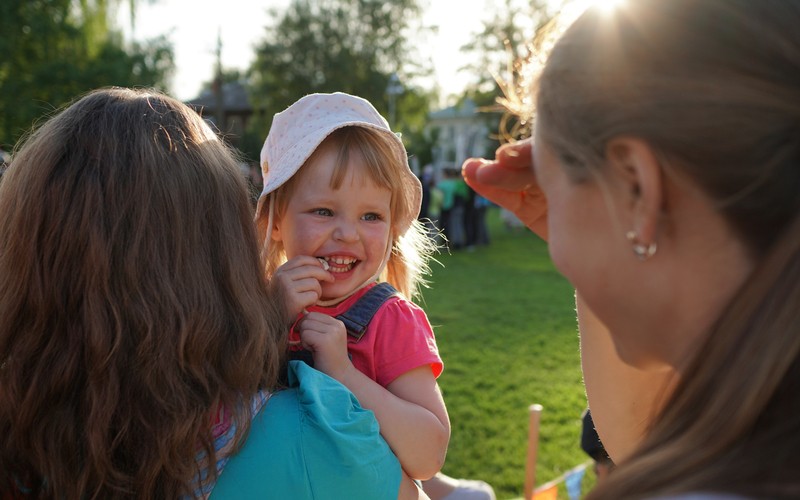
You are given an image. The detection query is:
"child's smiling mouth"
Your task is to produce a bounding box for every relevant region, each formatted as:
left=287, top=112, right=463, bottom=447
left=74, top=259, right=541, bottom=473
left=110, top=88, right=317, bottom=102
left=319, top=255, right=358, bottom=273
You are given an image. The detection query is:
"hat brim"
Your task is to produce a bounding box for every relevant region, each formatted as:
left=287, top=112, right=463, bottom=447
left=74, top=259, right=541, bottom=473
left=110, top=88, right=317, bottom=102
left=255, top=121, right=421, bottom=235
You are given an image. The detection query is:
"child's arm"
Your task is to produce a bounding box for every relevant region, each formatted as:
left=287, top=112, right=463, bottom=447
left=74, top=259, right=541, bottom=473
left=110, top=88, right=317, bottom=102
left=399, top=471, right=432, bottom=500
left=382, top=366, right=451, bottom=480
left=298, top=313, right=450, bottom=480
left=271, top=255, right=333, bottom=317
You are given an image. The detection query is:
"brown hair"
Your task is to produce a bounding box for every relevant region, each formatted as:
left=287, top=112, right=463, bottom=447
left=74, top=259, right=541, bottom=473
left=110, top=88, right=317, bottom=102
left=535, top=1, right=800, bottom=497
left=257, top=126, right=436, bottom=300
left=0, top=88, right=288, bottom=498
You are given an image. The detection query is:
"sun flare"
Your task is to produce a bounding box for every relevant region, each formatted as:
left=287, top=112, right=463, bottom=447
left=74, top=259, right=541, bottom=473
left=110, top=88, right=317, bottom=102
left=569, top=0, right=626, bottom=15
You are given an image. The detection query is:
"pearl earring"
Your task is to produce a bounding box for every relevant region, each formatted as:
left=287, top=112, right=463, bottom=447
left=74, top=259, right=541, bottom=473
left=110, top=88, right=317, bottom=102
left=626, top=231, right=657, bottom=261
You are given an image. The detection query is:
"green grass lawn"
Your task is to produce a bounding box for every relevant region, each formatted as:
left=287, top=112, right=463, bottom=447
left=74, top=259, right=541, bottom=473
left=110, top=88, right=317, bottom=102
left=420, top=208, right=594, bottom=499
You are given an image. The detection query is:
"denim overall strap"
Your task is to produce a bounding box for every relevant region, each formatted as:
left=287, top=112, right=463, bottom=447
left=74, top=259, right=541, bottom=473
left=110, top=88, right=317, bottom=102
left=335, top=282, right=398, bottom=342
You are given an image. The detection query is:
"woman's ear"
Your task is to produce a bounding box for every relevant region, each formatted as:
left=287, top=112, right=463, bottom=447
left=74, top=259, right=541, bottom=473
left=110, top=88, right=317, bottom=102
left=604, top=137, right=664, bottom=246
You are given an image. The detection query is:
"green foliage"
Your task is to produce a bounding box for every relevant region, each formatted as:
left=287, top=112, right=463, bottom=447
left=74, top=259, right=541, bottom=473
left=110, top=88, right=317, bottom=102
left=452, top=0, right=555, bottom=147
left=246, top=0, right=434, bottom=159
left=420, top=209, right=590, bottom=499
left=0, top=0, right=174, bottom=149
left=460, top=0, right=553, bottom=90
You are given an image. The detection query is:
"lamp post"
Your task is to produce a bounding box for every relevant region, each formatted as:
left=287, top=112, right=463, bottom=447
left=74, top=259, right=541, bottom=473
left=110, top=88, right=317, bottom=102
left=386, top=72, right=403, bottom=128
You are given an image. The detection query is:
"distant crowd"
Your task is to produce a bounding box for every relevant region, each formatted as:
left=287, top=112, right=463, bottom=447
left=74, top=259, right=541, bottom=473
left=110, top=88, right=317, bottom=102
left=419, top=165, right=492, bottom=252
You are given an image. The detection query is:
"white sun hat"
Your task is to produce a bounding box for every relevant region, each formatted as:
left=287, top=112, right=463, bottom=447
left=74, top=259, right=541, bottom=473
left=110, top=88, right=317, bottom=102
left=255, top=92, right=422, bottom=234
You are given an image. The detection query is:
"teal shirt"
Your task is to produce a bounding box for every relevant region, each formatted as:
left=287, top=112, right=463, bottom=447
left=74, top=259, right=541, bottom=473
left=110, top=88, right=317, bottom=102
left=210, top=361, right=401, bottom=499
left=436, top=178, right=457, bottom=210
left=436, top=178, right=469, bottom=210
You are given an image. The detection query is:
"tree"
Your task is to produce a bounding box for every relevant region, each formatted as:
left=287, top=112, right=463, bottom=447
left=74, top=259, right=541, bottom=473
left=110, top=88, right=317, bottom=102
left=0, top=0, right=174, bottom=149
left=245, top=0, right=434, bottom=163
left=460, top=0, right=552, bottom=92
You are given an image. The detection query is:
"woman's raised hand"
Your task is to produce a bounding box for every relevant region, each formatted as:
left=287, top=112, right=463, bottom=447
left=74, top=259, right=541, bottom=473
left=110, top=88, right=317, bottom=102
left=461, top=138, right=548, bottom=240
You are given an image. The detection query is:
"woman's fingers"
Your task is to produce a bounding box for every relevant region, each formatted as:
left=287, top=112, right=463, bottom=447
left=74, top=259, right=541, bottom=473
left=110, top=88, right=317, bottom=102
left=461, top=140, right=548, bottom=239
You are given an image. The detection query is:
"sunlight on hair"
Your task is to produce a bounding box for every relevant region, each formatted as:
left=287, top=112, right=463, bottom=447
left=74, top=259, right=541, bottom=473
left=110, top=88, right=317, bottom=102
left=487, top=0, right=628, bottom=143
left=563, top=0, right=626, bottom=19
left=595, top=0, right=626, bottom=13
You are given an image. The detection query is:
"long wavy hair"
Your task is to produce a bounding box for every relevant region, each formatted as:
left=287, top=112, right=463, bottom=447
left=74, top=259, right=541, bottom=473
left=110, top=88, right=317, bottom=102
left=257, top=126, right=437, bottom=300
left=534, top=1, right=800, bottom=498
left=0, top=88, right=288, bottom=498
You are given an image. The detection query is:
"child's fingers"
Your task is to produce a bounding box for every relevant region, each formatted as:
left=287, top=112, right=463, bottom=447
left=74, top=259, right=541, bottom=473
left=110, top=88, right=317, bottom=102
left=280, top=255, right=325, bottom=270
left=287, top=276, right=323, bottom=295
left=276, top=266, right=331, bottom=290
left=298, top=313, right=347, bottom=346
left=291, top=290, right=322, bottom=311
left=311, top=257, right=335, bottom=282
left=277, top=256, right=334, bottom=283
left=298, top=312, right=341, bottom=332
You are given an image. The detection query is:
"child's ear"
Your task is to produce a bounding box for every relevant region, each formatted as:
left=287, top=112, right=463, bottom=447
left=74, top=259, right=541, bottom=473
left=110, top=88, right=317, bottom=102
left=271, top=221, right=283, bottom=242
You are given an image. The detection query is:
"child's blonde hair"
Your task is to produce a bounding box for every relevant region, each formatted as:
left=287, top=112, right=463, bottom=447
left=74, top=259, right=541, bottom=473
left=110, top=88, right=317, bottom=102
left=256, top=126, right=437, bottom=300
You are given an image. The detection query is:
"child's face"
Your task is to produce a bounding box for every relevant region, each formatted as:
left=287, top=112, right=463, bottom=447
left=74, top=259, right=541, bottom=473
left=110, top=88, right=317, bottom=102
left=273, top=141, right=392, bottom=301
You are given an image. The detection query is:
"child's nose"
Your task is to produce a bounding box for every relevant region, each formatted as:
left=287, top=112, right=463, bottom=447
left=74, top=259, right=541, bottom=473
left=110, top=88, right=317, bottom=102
left=333, top=220, right=359, bottom=242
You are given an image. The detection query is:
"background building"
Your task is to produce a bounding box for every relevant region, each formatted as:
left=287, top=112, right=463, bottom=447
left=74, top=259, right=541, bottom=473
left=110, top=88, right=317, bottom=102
left=427, top=99, right=497, bottom=176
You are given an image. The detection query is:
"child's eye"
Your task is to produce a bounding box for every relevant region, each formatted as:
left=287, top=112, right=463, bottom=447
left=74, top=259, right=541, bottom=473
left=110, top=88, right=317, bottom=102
left=362, top=212, right=383, bottom=222
left=312, top=208, right=333, bottom=216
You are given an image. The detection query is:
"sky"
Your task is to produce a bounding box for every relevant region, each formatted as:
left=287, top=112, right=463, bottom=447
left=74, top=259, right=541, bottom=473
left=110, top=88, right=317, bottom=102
left=119, top=0, right=555, bottom=106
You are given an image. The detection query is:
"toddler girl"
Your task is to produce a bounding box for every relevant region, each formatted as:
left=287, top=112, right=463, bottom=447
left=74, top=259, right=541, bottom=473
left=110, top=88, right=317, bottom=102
left=255, top=92, right=450, bottom=481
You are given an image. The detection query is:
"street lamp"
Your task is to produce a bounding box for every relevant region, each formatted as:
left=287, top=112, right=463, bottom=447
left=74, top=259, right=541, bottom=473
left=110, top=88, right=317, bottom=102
left=386, top=72, right=403, bottom=128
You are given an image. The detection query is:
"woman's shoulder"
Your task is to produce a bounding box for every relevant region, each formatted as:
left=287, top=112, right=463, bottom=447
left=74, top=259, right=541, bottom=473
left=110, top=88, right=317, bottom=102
left=209, top=361, right=401, bottom=499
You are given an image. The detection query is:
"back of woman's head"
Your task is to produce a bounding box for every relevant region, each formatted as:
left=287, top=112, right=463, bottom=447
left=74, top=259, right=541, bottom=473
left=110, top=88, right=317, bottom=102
left=535, top=2, right=800, bottom=497
left=0, top=88, right=287, bottom=498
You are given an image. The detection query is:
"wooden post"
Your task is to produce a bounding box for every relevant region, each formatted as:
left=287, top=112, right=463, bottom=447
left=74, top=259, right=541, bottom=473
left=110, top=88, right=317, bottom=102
left=524, top=404, right=543, bottom=500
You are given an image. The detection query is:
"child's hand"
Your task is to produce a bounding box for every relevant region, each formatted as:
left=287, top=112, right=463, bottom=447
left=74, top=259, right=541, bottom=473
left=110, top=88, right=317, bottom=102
left=296, top=312, right=354, bottom=381
left=273, top=256, right=334, bottom=317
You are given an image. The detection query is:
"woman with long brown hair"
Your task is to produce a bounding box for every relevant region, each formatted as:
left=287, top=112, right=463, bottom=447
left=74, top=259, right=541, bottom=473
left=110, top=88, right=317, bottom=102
left=0, top=88, right=423, bottom=499
left=464, top=1, right=800, bottom=498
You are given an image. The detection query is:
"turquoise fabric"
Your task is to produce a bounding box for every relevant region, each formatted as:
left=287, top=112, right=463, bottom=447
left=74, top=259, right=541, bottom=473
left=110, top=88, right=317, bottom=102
left=210, top=361, right=401, bottom=499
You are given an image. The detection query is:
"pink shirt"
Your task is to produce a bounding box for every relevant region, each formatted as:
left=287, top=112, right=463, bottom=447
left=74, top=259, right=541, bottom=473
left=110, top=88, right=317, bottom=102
left=290, top=283, right=443, bottom=387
